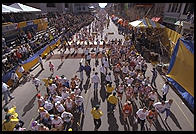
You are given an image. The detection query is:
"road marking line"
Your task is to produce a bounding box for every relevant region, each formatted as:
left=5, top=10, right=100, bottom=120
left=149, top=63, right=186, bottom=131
left=174, top=100, right=194, bottom=129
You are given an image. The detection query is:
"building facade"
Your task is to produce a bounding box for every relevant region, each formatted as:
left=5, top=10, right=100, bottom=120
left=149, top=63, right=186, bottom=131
left=25, top=3, right=90, bottom=14
left=109, top=3, right=165, bottom=22
left=162, top=3, right=194, bottom=32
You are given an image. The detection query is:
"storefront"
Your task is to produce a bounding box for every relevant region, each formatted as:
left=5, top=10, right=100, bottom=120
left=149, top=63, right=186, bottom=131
left=162, top=16, right=177, bottom=31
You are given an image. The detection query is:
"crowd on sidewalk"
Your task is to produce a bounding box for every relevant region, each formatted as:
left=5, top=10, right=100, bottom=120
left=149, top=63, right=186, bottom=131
left=2, top=12, right=94, bottom=76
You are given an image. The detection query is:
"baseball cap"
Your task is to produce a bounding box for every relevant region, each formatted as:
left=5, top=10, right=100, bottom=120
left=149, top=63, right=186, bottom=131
left=4, top=107, right=9, bottom=112
left=95, top=105, right=100, bottom=109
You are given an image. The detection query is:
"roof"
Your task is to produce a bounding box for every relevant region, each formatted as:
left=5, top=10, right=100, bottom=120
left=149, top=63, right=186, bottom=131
left=9, top=3, right=41, bottom=12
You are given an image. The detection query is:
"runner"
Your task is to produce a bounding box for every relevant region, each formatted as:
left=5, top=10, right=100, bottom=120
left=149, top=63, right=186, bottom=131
left=32, top=76, right=41, bottom=92
left=161, top=81, right=170, bottom=101
left=122, top=101, right=133, bottom=121
left=146, top=107, right=158, bottom=129
left=91, top=72, right=100, bottom=92
left=49, top=61, right=55, bottom=74
left=91, top=105, right=103, bottom=131
left=135, top=107, right=149, bottom=131
left=2, top=82, right=15, bottom=105
left=107, top=92, right=118, bottom=113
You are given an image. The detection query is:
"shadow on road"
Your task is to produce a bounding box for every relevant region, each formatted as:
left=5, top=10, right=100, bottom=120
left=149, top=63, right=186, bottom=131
left=90, top=90, right=101, bottom=108
left=34, top=69, right=44, bottom=78
left=169, top=111, right=182, bottom=130
left=107, top=113, right=119, bottom=131
left=83, top=78, right=90, bottom=93
left=57, top=61, right=64, bottom=71
left=22, top=94, right=37, bottom=117
left=128, top=115, right=138, bottom=131
left=71, top=51, right=75, bottom=57
left=79, top=114, right=85, bottom=131
left=65, top=53, right=70, bottom=59
left=153, top=119, right=166, bottom=131
left=99, top=84, right=106, bottom=102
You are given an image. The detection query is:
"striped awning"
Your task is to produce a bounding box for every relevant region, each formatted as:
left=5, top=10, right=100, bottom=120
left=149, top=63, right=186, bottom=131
left=130, top=18, right=165, bottom=28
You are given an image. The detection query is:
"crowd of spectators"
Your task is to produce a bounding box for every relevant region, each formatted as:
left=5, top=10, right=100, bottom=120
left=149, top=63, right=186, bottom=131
left=2, top=12, right=94, bottom=76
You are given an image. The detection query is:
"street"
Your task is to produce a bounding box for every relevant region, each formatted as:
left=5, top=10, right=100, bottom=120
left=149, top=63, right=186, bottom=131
left=2, top=13, right=194, bottom=131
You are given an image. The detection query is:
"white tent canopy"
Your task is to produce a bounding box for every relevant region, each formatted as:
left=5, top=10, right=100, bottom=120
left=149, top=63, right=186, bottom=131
left=89, top=6, right=95, bottom=9
left=9, top=3, right=41, bottom=12
left=2, top=4, right=23, bottom=13
left=129, top=20, right=142, bottom=27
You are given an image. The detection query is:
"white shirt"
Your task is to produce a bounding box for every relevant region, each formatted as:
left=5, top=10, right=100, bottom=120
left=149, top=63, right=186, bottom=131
left=44, top=102, right=53, bottom=111
left=84, top=49, right=89, bottom=55
left=106, top=75, right=112, bottom=82
left=53, top=96, right=63, bottom=103
left=74, top=88, right=81, bottom=95
left=135, top=64, right=141, bottom=70
left=126, top=77, right=134, bottom=85
left=75, top=96, right=84, bottom=106
left=55, top=103, right=65, bottom=113
left=40, top=110, right=48, bottom=119
left=65, top=100, right=73, bottom=110
left=32, top=78, right=41, bottom=86
left=52, top=117, right=64, bottom=127
left=61, top=91, right=69, bottom=100
left=118, top=85, right=124, bottom=93
left=18, top=66, right=25, bottom=73
left=162, top=84, right=169, bottom=95
left=100, top=66, right=106, bottom=74
left=95, top=47, right=99, bottom=54
left=2, top=82, right=9, bottom=92
left=103, top=60, right=109, bottom=68
left=153, top=102, right=166, bottom=113
left=91, top=75, right=100, bottom=83
left=11, top=72, right=18, bottom=80
left=86, top=54, right=91, bottom=60
left=48, top=84, right=57, bottom=94
left=165, top=101, right=172, bottom=109
left=148, top=92, right=157, bottom=101
left=122, top=66, right=128, bottom=73
left=136, top=109, right=149, bottom=120
left=61, top=111, right=73, bottom=122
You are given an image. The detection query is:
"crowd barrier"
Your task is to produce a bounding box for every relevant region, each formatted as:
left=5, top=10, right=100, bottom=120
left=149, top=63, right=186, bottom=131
left=2, top=36, right=61, bottom=86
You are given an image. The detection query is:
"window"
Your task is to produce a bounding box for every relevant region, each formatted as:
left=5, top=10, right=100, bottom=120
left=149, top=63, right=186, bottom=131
left=171, top=3, right=176, bottom=12
left=174, top=3, right=178, bottom=12
left=83, top=6, right=85, bottom=10
left=47, top=3, right=56, bottom=7
left=178, top=3, right=182, bottom=13
left=64, top=4, right=68, bottom=8
left=168, top=3, right=172, bottom=12
left=183, top=3, right=194, bottom=15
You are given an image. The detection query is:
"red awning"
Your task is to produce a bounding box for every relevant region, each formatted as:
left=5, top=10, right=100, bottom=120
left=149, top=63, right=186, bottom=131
left=151, top=17, right=161, bottom=22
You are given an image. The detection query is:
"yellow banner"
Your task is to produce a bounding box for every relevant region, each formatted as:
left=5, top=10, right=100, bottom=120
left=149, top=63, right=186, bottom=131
left=167, top=40, right=194, bottom=96
left=18, top=21, right=27, bottom=28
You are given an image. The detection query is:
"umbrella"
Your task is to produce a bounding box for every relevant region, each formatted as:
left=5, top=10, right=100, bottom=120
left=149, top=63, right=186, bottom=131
left=9, top=3, right=41, bottom=12
left=2, top=4, right=23, bottom=13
